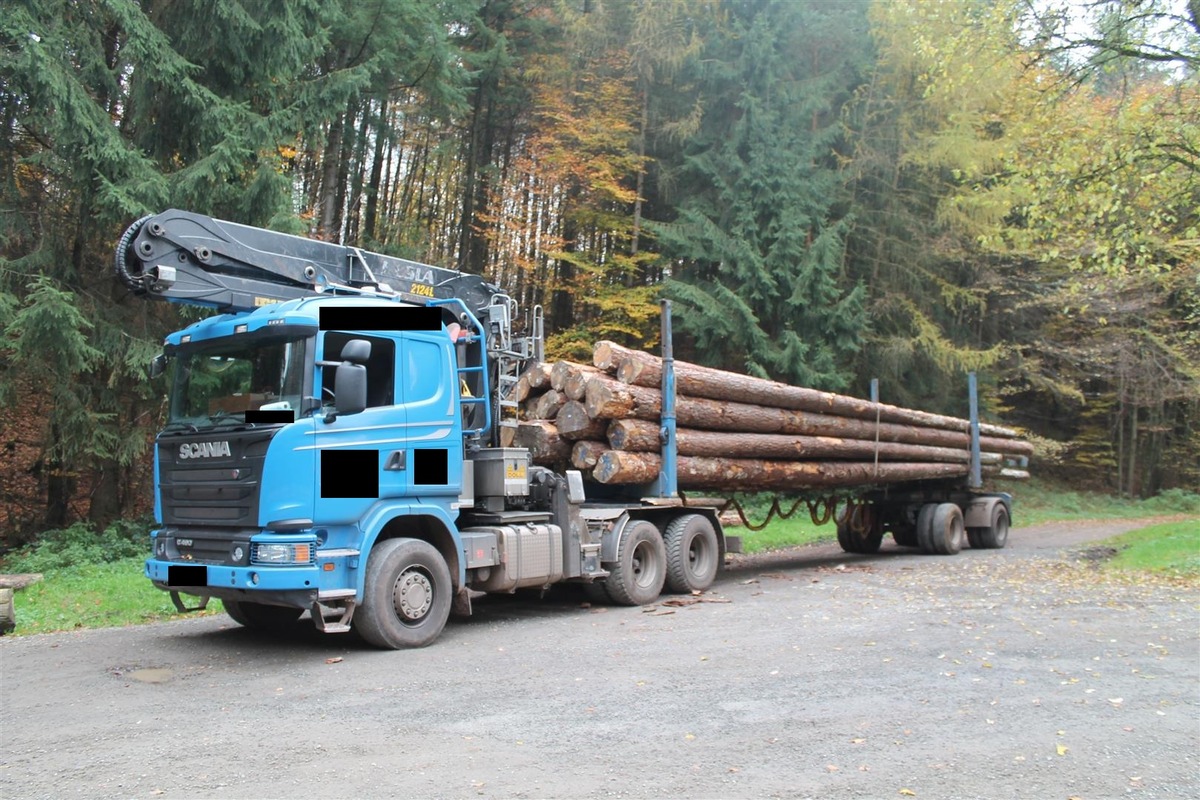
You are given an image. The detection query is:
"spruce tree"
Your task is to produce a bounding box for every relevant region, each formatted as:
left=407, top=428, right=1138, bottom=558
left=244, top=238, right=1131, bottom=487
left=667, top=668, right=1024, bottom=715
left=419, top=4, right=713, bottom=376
left=657, top=0, right=871, bottom=390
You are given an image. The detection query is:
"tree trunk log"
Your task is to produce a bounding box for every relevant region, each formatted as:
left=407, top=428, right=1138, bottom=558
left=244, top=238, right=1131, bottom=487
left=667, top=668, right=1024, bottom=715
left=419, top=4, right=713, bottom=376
left=606, top=419, right=984, bottom=463
left=523, top=362, right=552, bottom=390
left=585, top=380, right=1032, bottom=456
left=514, top=421, right=571, bottom=467
left=555, top=401, right=611, bottom=441
left=592, top=451, right=969, bottom=490
left=550, top=361, right=599, bottom=395
left=595, top=340, right=1020, bottom=439
left=512, top=373, right=532, bottom=404
left=571, top=440, right=608, bottom=470
left=531, top=390, right=567, bottom=420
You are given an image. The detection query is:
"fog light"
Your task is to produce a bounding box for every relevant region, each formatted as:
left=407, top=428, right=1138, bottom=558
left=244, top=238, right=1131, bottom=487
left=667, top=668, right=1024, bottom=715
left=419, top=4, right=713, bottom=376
left=232, top=545, right=244, bottom=562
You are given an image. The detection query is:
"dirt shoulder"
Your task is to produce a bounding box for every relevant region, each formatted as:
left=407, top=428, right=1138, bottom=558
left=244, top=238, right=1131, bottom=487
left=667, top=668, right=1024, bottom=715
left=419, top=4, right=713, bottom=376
left=1, top=517, right=1196, bottom=799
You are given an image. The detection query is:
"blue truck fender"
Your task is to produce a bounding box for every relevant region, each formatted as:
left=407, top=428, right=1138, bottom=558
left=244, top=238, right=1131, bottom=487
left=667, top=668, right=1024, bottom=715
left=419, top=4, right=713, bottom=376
left=355, top=501, right=465, bottom=597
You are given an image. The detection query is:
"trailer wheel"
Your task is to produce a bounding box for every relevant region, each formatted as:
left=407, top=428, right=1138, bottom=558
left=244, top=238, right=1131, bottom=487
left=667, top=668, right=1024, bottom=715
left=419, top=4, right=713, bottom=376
left=605, top=520, right=666, bottom=606
left=356, top=538, right=452, bottom=649
left=837, top=504, right=884, bottom=554
left=928, top=503, right=965, bottom=555
left=222, top=599, right=303, bottom=630
left=975, top=504, right=1010, bottom=549
left=664, top=514, right=720, bottom=593
left=916, top=504, right=938, bottom=553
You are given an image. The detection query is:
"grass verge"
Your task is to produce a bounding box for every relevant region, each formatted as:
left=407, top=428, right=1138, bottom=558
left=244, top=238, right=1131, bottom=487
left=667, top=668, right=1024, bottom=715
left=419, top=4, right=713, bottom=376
left=10, top=558, right=219, bottom=635
left=1099, top=519, right=1200, bottom=578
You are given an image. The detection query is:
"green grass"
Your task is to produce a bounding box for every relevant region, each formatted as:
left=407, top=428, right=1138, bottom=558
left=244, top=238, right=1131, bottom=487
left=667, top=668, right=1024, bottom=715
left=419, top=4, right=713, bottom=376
left=2, top=519, right=220, bottom=635
left=1004, top=481, right=1200, bottom=526
left=1099, top=519, right=1200, bottom=578
left=10, top=558, right=218, bottom=635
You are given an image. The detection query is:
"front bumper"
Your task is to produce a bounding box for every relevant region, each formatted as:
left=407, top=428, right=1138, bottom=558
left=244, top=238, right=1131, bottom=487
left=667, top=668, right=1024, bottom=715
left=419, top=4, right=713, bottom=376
left=145, top=558, right=323, bottom=608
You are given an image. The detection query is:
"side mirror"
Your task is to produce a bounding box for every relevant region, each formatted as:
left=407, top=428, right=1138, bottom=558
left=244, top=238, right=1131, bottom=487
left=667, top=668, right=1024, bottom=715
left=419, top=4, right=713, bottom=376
left=149, top=353, right=168, bottom=379
left=334, top=363, right=367, bottom=416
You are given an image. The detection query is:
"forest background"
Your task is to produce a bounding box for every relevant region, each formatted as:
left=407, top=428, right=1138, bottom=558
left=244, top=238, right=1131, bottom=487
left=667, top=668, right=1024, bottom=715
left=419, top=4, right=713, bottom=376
left=0, top=0, right=1196, bottom=542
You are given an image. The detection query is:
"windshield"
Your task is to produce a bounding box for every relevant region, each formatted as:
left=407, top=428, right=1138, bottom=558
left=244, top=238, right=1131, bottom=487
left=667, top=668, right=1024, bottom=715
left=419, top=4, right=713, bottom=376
left=169, top=335, right=309, bottom=428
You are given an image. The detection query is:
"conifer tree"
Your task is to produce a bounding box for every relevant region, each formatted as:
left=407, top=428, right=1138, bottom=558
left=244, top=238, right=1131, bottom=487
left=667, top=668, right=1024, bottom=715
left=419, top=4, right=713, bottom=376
left=657, top=0, right=870, bottom=390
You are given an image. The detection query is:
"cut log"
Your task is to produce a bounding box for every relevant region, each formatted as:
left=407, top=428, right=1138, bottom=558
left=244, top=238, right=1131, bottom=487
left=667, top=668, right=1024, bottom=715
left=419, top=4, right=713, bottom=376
left=585, top=381, right=1033, bottom=456
left=595, top=340, right=1020, bottom=439
left=514, top=421, right=571, bottom=467
left=512, top=373, right=532, bottom=404
left=584, top=373, right=662, bottom=420
left=570, top=440, right=608, bottom=470
left=531, top=389, right=567, bottom=420
left=565, top=368, right=600, bottom=401
left=550, top=361, right=600, bottom=393
left=592, top=451, right=970, bottom=491
left=523, top=362, right=552, bottom=390
left=606, top=419, right=975, bottom=463
left=555, top=401, right=611, bottom=441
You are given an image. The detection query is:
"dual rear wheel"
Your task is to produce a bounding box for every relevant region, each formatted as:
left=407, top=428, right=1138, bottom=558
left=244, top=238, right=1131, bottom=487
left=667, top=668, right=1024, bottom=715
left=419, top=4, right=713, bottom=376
left=591, top=514, right=720, bottom=606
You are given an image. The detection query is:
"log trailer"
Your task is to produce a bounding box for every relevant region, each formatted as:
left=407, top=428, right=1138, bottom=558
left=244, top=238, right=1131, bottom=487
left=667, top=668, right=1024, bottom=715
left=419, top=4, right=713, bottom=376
left=119, top=209, right=1015, bottom=648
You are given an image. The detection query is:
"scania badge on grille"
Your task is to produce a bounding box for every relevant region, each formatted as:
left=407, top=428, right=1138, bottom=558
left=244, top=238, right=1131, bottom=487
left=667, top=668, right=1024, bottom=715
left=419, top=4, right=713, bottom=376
left=179, top=441, right=232, bottom=459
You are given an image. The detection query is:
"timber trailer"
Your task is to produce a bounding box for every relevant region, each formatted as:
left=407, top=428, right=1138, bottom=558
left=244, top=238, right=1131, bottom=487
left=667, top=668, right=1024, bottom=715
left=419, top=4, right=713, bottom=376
left=118, top=209, right=1013, bottom=648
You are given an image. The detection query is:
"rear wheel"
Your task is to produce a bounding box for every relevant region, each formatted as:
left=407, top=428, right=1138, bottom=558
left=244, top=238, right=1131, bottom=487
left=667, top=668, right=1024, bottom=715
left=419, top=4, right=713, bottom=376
left=222, top=599, right=303, bottom=630
left=664, top=514, right=720, bottom=593
left=837, top=504, right=884, bottom=554
left=916, top=504, right=938, bottom=553
left=356, top=538, right=452, bottom=649
left=928, top=503, right=965, bottom=555
left=606, top=520, right=667, bottom=606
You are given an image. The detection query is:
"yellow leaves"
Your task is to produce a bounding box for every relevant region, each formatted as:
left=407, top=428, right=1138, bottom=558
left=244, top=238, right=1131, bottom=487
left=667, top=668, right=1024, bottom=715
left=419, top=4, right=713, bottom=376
left=1056, top=743, right=1069, bottom=756
left=899, top=789, right=917, bottom=796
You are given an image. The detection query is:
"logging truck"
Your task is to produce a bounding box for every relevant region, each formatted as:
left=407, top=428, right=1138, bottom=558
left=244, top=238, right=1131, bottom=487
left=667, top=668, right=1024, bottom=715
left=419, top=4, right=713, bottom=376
left=119, top=210, right=1025, bottom=649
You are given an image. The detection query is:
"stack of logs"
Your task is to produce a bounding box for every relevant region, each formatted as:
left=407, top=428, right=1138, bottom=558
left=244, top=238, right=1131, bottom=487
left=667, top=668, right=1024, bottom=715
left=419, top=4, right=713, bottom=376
left=507, top=341, right=1033, bottom=493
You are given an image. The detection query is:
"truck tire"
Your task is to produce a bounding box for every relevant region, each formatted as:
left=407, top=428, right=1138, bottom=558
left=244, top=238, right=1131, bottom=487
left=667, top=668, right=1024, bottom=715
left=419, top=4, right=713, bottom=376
left=836, top=504, right=884, bottom=554
left=605, top=520, right=667, bottom=606
left=664, top=514, right=720, bottom=593
left=222, top=599, right=303, bottom=630
left=975, top=503, right=1010, bottom=549
left=928, top=503, right=965, bottom=555
left=916, top=503, right=938, bottom=553
left=356, top=538, right=452, bottom=649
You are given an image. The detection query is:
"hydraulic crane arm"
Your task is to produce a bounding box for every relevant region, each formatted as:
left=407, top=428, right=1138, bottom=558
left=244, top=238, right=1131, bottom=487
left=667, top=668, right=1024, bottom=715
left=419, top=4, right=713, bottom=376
left=114, top=209, right=500, bottom=317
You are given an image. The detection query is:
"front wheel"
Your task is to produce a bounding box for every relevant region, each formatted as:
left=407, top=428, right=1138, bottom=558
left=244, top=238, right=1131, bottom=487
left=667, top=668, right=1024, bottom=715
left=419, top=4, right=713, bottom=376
left=222, top=599, right=303, bottom=630
left=356, top=538, right=452, bottom=649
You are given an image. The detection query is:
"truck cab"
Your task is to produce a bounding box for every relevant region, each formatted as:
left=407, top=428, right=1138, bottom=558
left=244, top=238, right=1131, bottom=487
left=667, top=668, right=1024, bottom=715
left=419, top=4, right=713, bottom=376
left=145, top=296, right=480, bottom=645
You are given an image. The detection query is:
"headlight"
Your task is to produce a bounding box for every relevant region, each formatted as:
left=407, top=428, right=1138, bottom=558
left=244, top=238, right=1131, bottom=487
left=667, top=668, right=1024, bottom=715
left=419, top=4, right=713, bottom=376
left=252, top=543, right=312, bottom=565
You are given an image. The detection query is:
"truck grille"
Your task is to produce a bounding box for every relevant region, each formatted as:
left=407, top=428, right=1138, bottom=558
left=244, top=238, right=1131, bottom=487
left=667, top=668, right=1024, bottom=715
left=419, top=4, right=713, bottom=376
left=157, top=428, right=275, bottom=528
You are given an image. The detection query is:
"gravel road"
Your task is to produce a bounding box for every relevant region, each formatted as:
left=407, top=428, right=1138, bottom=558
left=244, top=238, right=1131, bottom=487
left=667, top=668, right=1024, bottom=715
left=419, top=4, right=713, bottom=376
left=2, top=518, right=1197, bottom=800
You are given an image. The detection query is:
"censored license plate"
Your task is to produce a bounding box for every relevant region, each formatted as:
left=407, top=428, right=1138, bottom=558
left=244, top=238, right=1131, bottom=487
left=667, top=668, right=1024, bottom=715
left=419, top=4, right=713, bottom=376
left=167, top=565, right=208, bottom=587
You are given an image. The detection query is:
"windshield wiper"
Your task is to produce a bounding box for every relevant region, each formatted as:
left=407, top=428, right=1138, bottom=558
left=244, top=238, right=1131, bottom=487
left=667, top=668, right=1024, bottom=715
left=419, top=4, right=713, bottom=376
left=162, top=421, right=200, bottom=434
left=210, top=414, right=252, bottom=430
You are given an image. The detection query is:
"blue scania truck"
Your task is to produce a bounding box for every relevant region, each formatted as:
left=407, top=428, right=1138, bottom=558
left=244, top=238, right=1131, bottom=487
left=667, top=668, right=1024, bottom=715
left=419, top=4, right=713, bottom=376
left=119, top=210, right=1011, bottom=648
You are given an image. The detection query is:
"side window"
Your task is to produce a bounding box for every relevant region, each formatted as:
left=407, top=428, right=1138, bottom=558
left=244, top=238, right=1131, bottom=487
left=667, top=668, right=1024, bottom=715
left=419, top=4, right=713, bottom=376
left=404, top=339, right=445, bottom=405
left=325, top=332, right=395, bottom=408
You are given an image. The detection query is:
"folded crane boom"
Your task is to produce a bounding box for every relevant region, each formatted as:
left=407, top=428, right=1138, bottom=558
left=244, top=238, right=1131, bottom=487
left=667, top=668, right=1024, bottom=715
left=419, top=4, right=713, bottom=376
left=115, top=209, right=500, bottom=318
